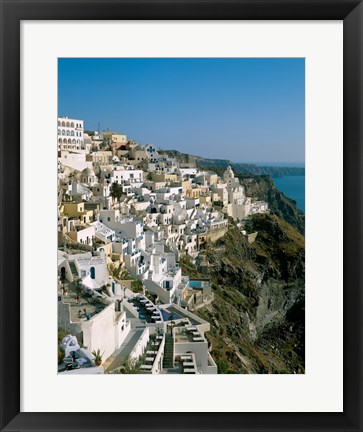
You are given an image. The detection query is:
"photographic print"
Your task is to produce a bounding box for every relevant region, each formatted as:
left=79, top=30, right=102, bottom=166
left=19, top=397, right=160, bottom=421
left=57, top=58, right=305, bottom=375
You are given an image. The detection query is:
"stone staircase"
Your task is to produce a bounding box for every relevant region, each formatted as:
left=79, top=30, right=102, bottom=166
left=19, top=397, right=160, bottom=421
left=162, top=334, right=174, bottom=369
left=69, top=261, right=79, bottom=279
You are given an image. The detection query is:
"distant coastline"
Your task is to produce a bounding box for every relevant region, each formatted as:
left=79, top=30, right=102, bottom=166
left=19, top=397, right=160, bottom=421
left=245, top=161, right=305, bottom=168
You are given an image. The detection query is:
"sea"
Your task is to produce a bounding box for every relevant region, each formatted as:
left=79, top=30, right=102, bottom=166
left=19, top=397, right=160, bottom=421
left=245, top=162, right=305, bottom=213
left=273, top=175, right=305, bottom=213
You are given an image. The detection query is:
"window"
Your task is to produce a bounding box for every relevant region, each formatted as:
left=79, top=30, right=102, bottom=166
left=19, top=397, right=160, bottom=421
left=62, top=130, right=65, bottom=135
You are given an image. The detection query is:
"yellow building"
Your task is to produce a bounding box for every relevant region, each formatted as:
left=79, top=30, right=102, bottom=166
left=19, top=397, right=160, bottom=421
left=150, top=172, right=179, bottom=183
left=62, top=202, right=94, bottom=224
left=186, top=188, right=201, bottom=199
left=208, top=174, right=218, bottom=186
left=92, top=151, right=113, bottom=165
left=170, top=180, right=191, bottom=194
left=199, top=195, right=212, bottom=206
left=103, top=132, right=127, bottom=144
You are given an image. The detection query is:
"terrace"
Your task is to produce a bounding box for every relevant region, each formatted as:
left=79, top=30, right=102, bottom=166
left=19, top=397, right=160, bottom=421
left=58, top=348, right=96, bottom=373
left=137, top=331, right=165, bottom=373
left=128, top=296, right=163, bottom=323
left=174, top=326, right=206, bottom=344
left=163, top=305, right=202, bottom=326
left=60, top=280, right=108, bottom=323
left=178, top=353, right=197, bottom=374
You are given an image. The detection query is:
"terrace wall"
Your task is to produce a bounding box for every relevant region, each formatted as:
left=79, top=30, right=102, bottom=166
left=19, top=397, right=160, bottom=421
left=129, top=327, right=150, bottom=360
left=174, top=340, right=209, bottom=371
left=82, top=303, right=117, bottom=362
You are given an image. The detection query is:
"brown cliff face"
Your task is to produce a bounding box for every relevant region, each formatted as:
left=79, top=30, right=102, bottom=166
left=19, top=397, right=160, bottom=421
left=182, top=214, right=305, bottom=374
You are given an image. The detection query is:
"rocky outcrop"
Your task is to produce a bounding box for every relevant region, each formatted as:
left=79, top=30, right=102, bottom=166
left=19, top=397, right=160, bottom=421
left=186, top=213, right=305, bottom=374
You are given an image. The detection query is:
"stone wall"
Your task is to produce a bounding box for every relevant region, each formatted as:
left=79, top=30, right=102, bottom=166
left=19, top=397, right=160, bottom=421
left=202, top=227, right=228, bottom=243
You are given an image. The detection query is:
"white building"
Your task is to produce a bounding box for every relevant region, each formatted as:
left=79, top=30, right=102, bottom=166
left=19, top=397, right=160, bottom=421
left=111, top=166, right=144, bottom=185
left=222, top=166, right=268, bottom=221
left=58, top=116, right=84, bottom=151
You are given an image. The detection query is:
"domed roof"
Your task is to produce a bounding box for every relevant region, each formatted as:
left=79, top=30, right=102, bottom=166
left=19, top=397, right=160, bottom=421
left=81, top=167, right=96, bottom=176
left=224, top=165, right=234, bottom=178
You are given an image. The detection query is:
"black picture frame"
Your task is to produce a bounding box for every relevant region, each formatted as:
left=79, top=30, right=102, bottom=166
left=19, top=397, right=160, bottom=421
left=1, top=1, right=362, bottom=431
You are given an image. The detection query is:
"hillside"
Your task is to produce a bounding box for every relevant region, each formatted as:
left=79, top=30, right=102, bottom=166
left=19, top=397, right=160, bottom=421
left=159, top=149, right=305, bottom=177
left=180, top=213, right=305, bottom=374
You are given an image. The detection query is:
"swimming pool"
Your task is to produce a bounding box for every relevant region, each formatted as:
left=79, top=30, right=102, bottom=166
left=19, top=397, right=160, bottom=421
left=161, top=309, right=182, bottom=321
left=189, top=281, right=202, bottom=288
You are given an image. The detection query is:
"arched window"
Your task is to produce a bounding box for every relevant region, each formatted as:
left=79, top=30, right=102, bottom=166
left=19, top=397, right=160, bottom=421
left=66, top=130, right=70, bottom=136
left=77, top=139, right=79, bottom=144
left=58, top=138, right=62, bottom=143
left=62, top=130, right=65, bottom=135
left=71, top=122, right=74, bottom=127
left=63, top=138, right=67, bottom=143
left=66, top=121, right=70, bottom=127
left=62, top=121, right=65, bottom=127
left=72, top=139, right=76, bottom=144
left=58, top=129, right=61, bottom=135
left=68, top=138, right=71, bottom=144
left=58, top=120, right=61, bottom=126
left=71, top=131, right=74, bottom=136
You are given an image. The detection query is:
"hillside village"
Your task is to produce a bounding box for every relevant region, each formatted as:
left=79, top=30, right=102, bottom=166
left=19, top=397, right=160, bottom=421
left=57, top=116, right=269, bottom=374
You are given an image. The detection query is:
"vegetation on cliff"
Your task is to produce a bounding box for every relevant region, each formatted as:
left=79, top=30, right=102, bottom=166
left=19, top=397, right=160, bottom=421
left=159, top=149, right=305, bottom=176
left=182, top=214, right=305, bottom=374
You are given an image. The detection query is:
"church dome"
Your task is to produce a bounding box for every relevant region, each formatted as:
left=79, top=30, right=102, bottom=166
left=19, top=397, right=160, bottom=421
left=224, top=165, right=235, bottom=179
left=81, top=167, right=96, bottom=177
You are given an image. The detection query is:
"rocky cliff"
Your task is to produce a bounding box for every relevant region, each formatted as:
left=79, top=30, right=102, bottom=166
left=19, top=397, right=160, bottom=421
left=181, top=213, right=305, bottom=374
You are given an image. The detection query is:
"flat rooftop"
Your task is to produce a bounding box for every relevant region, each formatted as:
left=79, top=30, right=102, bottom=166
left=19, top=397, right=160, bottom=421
left=128, top=297, right=163, bottom=323
left=174, top=326, right=206, bottom=344
left=60, top=281, right=108, bottom=323
left=164, top=305, right=204, bottom=326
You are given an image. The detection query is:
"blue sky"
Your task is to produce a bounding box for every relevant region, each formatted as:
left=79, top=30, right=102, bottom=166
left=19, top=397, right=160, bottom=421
left=58, top=58, right=305, bottom=164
